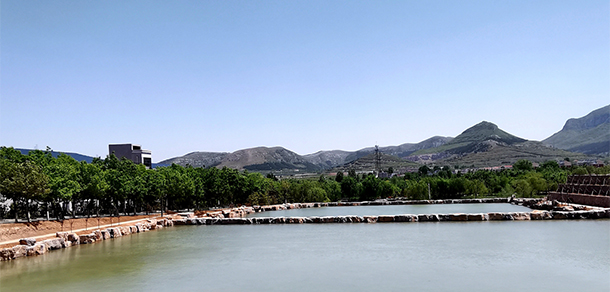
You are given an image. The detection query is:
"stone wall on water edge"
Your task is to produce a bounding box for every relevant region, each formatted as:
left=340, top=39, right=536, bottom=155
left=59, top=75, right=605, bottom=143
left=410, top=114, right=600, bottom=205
left=0, top=218, right=174, bottom=261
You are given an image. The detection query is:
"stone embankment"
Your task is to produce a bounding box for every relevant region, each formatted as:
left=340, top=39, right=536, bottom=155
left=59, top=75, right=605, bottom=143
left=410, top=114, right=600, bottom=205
left=174, top=209, right=609, bottom=226
left=2, top=197, right=608, bottom=262
left=0, top=218, right=173, bottom=261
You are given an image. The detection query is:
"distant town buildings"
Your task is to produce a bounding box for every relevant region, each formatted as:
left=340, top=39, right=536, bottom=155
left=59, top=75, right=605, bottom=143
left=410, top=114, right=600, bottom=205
left=108, top=144, right=152, bottom=168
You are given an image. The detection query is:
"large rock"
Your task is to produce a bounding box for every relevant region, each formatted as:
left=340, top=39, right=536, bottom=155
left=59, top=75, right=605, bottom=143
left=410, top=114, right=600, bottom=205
left=56, top=232, right=69, bottom=241
left=551, top=211, right=569, bottom=219
left=100, top=230, right=111, bottom=240
left=66, top=233, right=80, bottom=245
left=108, top=228, right=122, bottom=238
left=26, top=243, right=47, bottom=256
left=43, top=238, right=66, bottom=250
left=93, top=230, right=102, bottom=240
left=488, top=213, right=507, bottom=220
left=12, top=245, right=28, bottom=258
left=173, top=219, right=187, bottom=225
left=512, top=213, right=531, bottom=220
left=418, top=214, right=439, bottom=221
left=79, top=234, right=96, bottom=244
left=449, top=214, right=468, bottom=221
left=377, top=215, right=395, bottom=222
left=394, top=215, right=417, bottom=222
left=19, top=238, right=37, bottom=246
left=1, top=248, right=15, bottom=261
left=530, top=211, right=552, bottom=220
left=333, top=216, right=348, bottom=223
left=363, top=216, right=378, bottom=223
left=288, top=217, right=304, bottom=224
left=467, top=213, right=488, bottom=221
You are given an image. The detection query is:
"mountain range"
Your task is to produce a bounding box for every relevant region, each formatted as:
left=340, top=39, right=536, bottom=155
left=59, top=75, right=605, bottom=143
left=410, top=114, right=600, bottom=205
left=160, top=105, right=608, bottom=173
left=7, top=105, right=608, bottom=173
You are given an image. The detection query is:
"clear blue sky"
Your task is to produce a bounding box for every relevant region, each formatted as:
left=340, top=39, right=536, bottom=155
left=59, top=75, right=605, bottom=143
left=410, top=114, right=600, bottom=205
left=1, top=0, right=608, bottom=161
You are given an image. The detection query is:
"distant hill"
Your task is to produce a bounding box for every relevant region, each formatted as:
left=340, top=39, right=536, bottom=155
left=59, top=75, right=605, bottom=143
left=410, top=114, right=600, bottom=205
left=439, top=141, right=589, bottom=168
left=303, top=136, right=453, bottom=168
left=380, top=136, right=454, bottom=157
left=218, top=146, right=321, bottom=173
left=157, top=151, right=228, bottom=168
left=302, top=150, right=354, bottom=169
left=406, top=121, right=590, bottom=167
left=333, top=152, right=420, bottom=173
left=161, top=136, right=453, bottom=173
left=543, top=105, right=610, bottom=156
left=411, top=121, right=527, bottom=156
left=15, top=148, right=97, bottom=163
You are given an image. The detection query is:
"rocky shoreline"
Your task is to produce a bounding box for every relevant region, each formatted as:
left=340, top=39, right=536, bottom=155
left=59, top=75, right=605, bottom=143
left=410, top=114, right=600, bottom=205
left=0, top=218, right=174, bottom=261
left=2, top=197, right=608, bottom=261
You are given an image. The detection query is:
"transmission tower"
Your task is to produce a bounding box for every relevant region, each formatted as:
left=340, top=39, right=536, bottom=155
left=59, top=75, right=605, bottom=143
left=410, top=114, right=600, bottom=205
left=375, top=145, right=381, bottom=174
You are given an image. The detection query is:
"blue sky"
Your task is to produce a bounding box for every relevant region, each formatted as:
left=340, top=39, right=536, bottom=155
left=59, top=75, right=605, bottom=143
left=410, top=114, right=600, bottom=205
left=1, top=0, right=608, bottom=161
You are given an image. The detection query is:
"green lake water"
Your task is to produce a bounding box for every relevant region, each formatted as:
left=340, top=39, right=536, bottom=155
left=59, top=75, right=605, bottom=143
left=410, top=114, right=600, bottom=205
left=1, top=205, right=608, bottom=292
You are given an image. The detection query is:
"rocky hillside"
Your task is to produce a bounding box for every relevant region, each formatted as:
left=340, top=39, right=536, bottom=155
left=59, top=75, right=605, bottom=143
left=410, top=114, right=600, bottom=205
left=333, top=152, right=420, bottom=173
left=303, top=136, right=453, bottom=168
left=410, top=121, right=527, bottom=157
left=543, top=105, right=610, bottom=156
left=302, top=150, right=354, bottom=169
left=216, top=147, right=321, bottom=172
left=405, top=121, right=590, bottom=167
left=439, top=141, right=589, bottom=168
left=157, top=151, right=228, bottom=168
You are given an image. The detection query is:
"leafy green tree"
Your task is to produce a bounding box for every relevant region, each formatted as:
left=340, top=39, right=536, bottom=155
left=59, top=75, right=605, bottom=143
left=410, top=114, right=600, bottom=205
left=418, top=165, right=430, bottom=176
left=405, top=180, right=428, bottom=200
left=340, top=176, right=361, bottom=200
left=0, top=160, right=50, bottom=222
left=77, top=161, right=107, bottom=218
left=143, top=168, right=166, bottom=215
left=334, top=171, right=344, bottom=183
left=465, top=179, right=489, bottom=198
left=320, top=179, right=341, bottom=202
left=0, top=147, right=26, bottom=163
left=348, top=169, right=357, bottom=179
left=511, top=179, right=532, bottom=198
left=305, top=186, right=328, bottom=202
left=45, top=154, right=82, bottom=219
left=377, top=180, right=398, bottom=198
left=361, top=174, right=380, bottom=201
left=514, top=159, right=533, bottom=171
left=248, top=191, right=272, bottom=206
left=572, top=167, right=588, bottom=175
left=158, top=164, right=194, bottom=212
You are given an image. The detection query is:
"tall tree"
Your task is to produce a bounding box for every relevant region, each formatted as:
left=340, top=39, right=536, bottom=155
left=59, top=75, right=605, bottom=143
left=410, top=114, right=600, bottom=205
left=0, top=160, right=50, bottom=222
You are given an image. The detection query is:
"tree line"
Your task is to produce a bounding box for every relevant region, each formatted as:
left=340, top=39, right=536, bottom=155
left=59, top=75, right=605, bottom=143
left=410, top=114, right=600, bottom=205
left=1, top=146, right=608, bottom=222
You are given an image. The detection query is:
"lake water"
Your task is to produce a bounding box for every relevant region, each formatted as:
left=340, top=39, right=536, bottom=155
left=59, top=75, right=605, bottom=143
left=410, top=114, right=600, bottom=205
left=246, top=203, right=532, bottom=217
left=1, top=206, right=609, bottom=292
